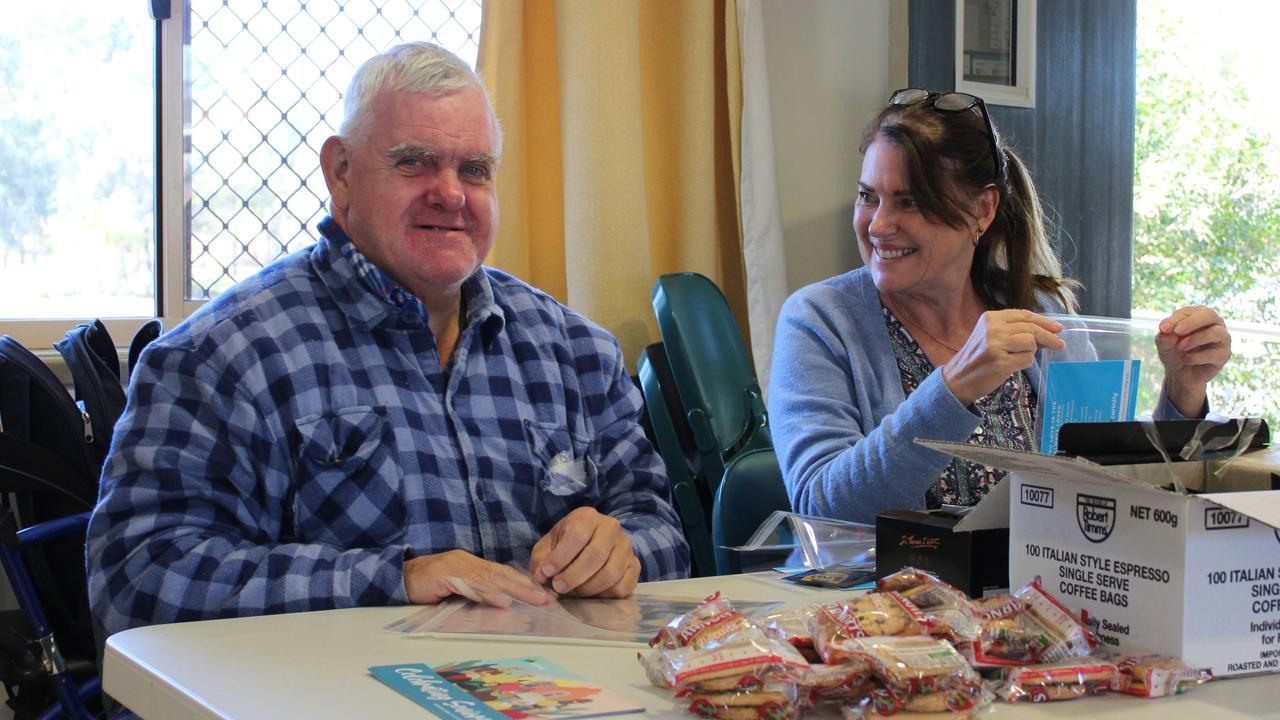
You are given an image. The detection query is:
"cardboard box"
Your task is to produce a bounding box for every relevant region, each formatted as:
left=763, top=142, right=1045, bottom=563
left=918, top=439, right=1280, bottom=678
left=874, top=509, right=1008, bottom=597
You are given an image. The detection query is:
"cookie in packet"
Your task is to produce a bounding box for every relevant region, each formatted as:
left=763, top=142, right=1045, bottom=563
left=995, top=656, right=1116, bottom=703
left=1111, top=655, right=1212, bottom=698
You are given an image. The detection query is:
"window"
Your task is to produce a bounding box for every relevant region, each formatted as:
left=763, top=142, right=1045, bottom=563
left=0, top=3, right=156, bottom=325
left=1133, top=0, right=1280, bottom=428
left=0, top=0, right=481, bottom=349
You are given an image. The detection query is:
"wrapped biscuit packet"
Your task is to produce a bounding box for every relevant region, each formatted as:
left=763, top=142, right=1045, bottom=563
left=836, top=636, right=990, bottom=719
left=995, top=656, right=1117, bottom=703
left=641, top=594, right=811, bottom=697
left=834, top=635, right=980, bottom=695
left=874, top=569, right=986, bottom=647
left=809, top=593, right=933, bottom=663
left=843, top=684, right=992, bottom=719
left=1111, top=655, right=1212, bottom=698
left=876, top=567, right=939, bottom=594
left=758, top=605, right=823, bottom=664
left=876, top=568, right=975, bottom=615
left=685, top=680, right=807, bottom=720
left=968, top=594, right=1020, bottom=622
left=796, top=661, right=876, bottom=703
left=658, top=639, right=811, bottom=695
left=968, top=579, right=1099, bottom=666
left=652, top=592, right=765, bottom=651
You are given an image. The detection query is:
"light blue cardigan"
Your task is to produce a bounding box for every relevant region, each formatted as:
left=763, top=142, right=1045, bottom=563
left=767, top=267, right=1182, bottom=525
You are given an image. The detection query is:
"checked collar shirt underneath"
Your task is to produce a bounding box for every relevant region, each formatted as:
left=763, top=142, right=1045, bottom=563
left=87, top=217, right=690, bottom=637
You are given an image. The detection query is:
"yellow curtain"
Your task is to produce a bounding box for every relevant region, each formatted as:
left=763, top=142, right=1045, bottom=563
left=478, top=0, right=746, bottom=368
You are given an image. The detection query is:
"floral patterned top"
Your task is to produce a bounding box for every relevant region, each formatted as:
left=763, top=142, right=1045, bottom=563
left=883, top=305, right=1037, bottom=508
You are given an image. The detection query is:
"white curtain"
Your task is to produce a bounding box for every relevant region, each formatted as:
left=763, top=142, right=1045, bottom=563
left=736, top=0, right=788, bottom=395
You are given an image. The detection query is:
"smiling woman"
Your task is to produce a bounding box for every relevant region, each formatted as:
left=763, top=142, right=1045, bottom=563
left=766, top=87, right=1232, bottom=525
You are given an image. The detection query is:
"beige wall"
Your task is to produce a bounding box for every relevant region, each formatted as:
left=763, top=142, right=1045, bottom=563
left=762, top=0, right=905, bottom=294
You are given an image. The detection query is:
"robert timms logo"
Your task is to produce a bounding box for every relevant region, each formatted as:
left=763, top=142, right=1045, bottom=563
left=1076, top=494, right=1116, bottom=543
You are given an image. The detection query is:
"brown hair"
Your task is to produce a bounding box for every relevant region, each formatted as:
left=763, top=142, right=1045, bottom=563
left=860, top=101, right=1078, bottom=312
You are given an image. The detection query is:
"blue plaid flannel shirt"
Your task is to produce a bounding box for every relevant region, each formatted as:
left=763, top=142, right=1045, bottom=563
left=87, top=217, right=689, bottom=636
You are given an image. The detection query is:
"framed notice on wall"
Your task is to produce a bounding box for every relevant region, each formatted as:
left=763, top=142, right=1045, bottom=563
left=955, top=0, right=1036, bottom=108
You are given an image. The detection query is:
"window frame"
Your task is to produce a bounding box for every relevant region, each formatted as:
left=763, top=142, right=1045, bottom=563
left=158, top=2, right=201, bottom=323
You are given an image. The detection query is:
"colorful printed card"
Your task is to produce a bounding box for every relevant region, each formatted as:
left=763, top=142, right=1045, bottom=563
left=1039, top=358, right=1142, bottom=456
left=370, top=656, right=645, bottom=720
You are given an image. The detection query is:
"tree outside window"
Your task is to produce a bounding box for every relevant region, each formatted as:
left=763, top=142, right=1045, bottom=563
left=1133, top=0, right=1280, bottom=428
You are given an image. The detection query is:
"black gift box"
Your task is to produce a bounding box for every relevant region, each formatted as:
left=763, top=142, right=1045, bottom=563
left=875, top=508, right=1008, bottom=597
left=1056, top=417, right=1268, bottom=465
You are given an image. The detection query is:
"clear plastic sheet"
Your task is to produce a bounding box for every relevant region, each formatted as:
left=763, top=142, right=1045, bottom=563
left=725, top=511, right=876, bottom=570
left=1036, top=314, right=1163, bottom=455
left=385, top=594, right=782, bottom=645
left=1039, top=313, right=1280, bottom=456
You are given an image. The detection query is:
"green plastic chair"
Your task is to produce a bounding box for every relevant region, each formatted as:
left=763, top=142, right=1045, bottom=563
left=637, top=343, right=717, bottom=577
left=711, top=448, right=790, bottom=575
left=651, top=273, right=772, bottom=499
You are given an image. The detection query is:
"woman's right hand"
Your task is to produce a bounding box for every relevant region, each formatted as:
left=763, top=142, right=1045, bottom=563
left=942, top=310, right=1066, bottom=406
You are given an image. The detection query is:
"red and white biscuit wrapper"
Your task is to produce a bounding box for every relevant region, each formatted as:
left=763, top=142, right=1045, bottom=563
left=995, top=656, right=1117, bottom=703
left=758, top=605, right=822, bottom=663
left=809, top=593, right=933, bottom=664
left=842, top=683, right=992, bottom=719
left=684, top=680, right=806, bottom=720
left=969, top=594, right=1020, bottom=622
left=653, top=592, right=764, bottom=651
left=641, top=593, right=809, bottom=694
left=656, top=635, right=813, bottom=694
left=970, top=578, right=1100, bottom=666
left=1111, top=654, right=1212, bottom=698
left=875, top=567, right=941, bottom=594
left=795, top=661, right=875, bottom=702
left=877, top=568, right=976, bottom=616
left=831, top=635, right=980, bottom=696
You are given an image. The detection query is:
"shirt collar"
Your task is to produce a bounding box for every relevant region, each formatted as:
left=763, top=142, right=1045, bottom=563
left=313, top=216, right=505, bottom=339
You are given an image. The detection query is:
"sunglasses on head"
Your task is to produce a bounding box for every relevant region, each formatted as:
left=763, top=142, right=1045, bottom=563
left=888, top=87, right=1003, bottom=181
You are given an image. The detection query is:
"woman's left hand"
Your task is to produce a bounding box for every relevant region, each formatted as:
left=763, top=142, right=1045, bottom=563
left=1156, top=305, right=1232, bottom=418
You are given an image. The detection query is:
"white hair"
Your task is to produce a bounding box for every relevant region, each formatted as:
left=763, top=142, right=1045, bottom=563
left=339, top=42, right=503, bottom=156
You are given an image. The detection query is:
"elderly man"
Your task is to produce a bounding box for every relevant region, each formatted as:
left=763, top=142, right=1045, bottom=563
left=87, top=42, right=689, bottom=636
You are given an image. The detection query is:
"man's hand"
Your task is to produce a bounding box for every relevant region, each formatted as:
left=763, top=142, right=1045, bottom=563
left=1156, top=305, right=1232, bottom=418
left=529, top=507, right=641, bottom=598
left=405, top=549, right=554, bottom=607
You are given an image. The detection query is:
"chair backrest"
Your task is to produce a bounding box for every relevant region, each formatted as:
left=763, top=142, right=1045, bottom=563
left=0, top=336, right=101, bottom=660
left=711, top=448, right=790, bottom=575
left=0, top=321, right=160, bottom=719
left=54, top=320, right=128, bottom=472
left=651, top=273, right=771, bottom=497
left=636, top=343, right=716, bottom=577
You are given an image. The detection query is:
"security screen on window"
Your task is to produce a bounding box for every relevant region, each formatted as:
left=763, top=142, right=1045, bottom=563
left=184, top=0, right=481, bottom=302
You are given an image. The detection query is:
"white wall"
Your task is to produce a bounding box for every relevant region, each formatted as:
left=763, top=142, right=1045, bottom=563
left=761, top=0, right=904, bottom=293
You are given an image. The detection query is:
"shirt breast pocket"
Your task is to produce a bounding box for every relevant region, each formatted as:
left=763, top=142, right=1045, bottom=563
left=524, top=419, right=600, bottom=530
left=292, top=406, right=406, bottom=547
